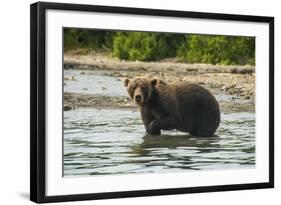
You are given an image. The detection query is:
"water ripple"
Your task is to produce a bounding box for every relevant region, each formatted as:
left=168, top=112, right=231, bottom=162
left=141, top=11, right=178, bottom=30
left=64, top=108, right=255, bottom=176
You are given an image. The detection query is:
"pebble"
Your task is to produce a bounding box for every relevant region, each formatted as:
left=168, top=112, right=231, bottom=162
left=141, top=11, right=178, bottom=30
left=64, top=76, right=76, bottom=81
left=64, top=105, right=72, bottom=111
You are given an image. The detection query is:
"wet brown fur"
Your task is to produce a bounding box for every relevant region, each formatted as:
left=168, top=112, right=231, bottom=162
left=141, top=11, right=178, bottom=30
left=124, top=77, right=220, bottom=137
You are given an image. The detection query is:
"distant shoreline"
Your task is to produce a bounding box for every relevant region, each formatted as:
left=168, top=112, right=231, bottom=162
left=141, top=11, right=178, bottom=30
left=64, top=53, right=255, bottom=74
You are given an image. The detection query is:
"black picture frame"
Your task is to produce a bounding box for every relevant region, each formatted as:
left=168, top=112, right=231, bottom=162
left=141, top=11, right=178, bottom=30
left=30, top=1, right=274, bottom=203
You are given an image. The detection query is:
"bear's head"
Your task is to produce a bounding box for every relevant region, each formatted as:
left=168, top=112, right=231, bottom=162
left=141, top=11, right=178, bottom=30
left=123, top=77, right=159, bottom=106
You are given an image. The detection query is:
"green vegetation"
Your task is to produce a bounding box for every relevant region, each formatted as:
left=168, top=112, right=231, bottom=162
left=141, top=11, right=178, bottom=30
left=177, top=35, right=255, bottom=65
left=64, top=28, right=255, bottom=65
left=112, top=32, right=185, bottom=61
left=64, top=29, right=114, bottom=51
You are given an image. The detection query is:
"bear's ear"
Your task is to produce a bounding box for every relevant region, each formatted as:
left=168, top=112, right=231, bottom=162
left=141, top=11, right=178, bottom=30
left=151, top=78, right=159, bottom=87
left=123, top=78, right=130, bottom=87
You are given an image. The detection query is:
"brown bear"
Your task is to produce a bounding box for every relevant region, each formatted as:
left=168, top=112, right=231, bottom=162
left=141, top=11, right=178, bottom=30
left=124, top=77, right=220, bottom=137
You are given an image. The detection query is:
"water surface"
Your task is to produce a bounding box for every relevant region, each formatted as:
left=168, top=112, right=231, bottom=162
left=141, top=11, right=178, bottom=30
left=64, top=108, right=255, bottom=176
left=64, top=70, right=126, bottom=96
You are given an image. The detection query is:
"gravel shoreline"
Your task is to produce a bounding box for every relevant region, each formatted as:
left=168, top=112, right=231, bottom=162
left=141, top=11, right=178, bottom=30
left=64, top=54, right=255, bottom=74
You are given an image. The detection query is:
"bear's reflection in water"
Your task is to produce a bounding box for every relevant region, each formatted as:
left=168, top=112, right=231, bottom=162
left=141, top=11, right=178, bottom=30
left=134, top=134, right=220, bottom=152
left=129, top=134, right=222, bottom=170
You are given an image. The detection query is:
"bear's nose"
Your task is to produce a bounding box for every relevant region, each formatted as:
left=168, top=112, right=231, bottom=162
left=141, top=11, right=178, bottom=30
left=135, top=95, right=142, bottom=102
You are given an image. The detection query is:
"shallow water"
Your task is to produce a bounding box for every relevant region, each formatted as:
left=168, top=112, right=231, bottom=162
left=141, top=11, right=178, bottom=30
left=64, top=108, right=255, bottom=176
left=64, top=69, right=127, bottom=96
left=64, top=69, right=255, bottom=176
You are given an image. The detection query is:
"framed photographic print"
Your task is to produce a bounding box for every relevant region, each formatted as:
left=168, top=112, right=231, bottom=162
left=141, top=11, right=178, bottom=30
left=30, top=1, right=274, bottom=203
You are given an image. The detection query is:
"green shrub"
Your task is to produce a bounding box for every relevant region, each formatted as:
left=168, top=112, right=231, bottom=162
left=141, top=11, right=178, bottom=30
left=177, top=35, right=255, bottom=65
left=64, top=29, right=80, bottom=49
left=64, top=29, right=114, bottom=51
left=112, top=32, right=185, bottom=61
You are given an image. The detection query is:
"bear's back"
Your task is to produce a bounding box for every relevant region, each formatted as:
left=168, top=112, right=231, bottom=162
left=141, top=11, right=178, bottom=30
left=170, top=82, right=220, bottom=136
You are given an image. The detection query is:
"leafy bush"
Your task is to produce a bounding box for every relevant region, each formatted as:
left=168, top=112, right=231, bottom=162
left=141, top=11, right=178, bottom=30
left=177, top=35, right=255, bottom=65
left=112, top=32, right=185, bottom=61
left=64, top=29, right=114, bottom=51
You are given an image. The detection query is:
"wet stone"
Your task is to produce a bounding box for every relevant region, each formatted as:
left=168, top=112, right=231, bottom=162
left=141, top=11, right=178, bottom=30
left=64, top=105, right=72, bottom=111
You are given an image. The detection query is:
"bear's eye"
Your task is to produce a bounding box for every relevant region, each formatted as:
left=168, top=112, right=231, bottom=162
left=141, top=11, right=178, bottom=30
left=141, top=86, right=146, bottom=90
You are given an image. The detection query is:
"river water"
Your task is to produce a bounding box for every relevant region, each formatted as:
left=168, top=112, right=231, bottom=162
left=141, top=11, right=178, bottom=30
left=64, top=70, right=255, bottom=176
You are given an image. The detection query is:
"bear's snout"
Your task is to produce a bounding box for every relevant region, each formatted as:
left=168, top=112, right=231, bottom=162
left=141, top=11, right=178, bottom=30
left=134, top=94, right=143, bottom=104
left=135, top=94, right=142, bottom=103
left=133, top=87, right=144, bottom=104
